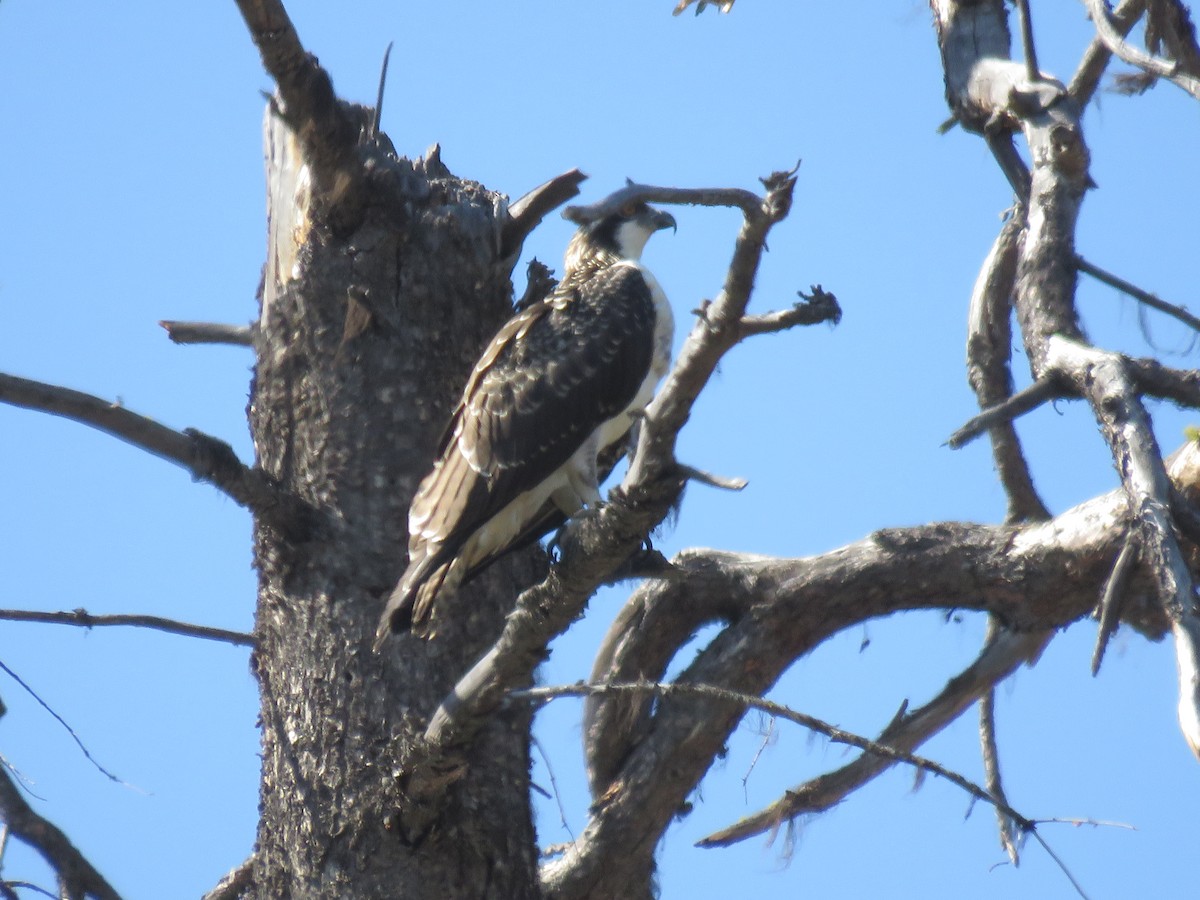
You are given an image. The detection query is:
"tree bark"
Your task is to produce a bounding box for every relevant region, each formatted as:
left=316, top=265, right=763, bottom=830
left=246, top=104, right=544, bottom=897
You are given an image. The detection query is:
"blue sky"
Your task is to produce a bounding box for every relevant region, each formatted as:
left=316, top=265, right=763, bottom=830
left=1, top=1, right=1198, bottom=897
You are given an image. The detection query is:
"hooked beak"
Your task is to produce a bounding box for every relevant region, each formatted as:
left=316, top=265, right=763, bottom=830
left=652, top=209, right=677, bottom=234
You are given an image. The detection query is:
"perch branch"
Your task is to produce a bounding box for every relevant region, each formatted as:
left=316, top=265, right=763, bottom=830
left=159, top=320, right=255, bottom=346
left=0, top=608, right=254, bottom=648
left=402, top=173, right=838, bottom=849
left=420, top=172, right=815, bottom=751
left=564, top=181, right=766, bottom=222
left=543, top=433, right=1200, bottom=899
left=0, top=372, right=315, bottom=539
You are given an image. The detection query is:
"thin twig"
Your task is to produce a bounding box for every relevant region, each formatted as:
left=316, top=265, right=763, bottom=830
left=513, top=681, right=1037, bottom=833
left=741, top=716, right=775, bottom=800
left=0, top=661, right=134, bottom=790
left=1015, top=0, right=1042, bottom=82
left=371, top=42, right=394, bottom=139
left=1077, top=255, right=1200, bottom=334
left=532, top=736, right=575, bottom=843
left=4, top=883, right=56, bottom=899
left=678, top=464, right=747, bottom=492
left=1028, top=829, right=1093, bottom=900
left=980, top=621, right=1020, bottom=865
left=0, top=753, right=44, bottom=802
left=0, top=608, right=254, bottom=648
left=947, top=376, right=1068, bottom=449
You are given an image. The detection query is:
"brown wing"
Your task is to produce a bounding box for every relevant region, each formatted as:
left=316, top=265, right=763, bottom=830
left=377, top=265, right=658, bottom=638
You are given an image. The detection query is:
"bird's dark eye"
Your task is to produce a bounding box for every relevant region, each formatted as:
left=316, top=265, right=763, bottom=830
left=619, top=203, right=637, bottom=218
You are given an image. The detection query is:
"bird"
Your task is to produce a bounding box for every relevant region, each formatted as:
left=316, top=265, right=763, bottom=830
left=375, top=201, right=676, bottom=646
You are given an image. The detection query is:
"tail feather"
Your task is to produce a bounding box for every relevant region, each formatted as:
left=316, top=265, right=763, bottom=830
left=373, top=554, right=456, bottom=649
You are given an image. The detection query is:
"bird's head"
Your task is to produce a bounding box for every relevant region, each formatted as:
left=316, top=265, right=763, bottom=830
left=570, top=201, right=676, bottom=265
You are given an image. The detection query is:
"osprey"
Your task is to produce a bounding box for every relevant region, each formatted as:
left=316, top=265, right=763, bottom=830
left=375, top=201, right=676, bottom=645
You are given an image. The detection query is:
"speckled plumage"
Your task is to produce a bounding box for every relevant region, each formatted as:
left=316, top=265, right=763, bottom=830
left=376, top=204, right=675, bottom=644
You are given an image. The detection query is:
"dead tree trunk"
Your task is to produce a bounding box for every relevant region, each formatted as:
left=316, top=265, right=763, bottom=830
left=244, top=99, right=545, bottom=898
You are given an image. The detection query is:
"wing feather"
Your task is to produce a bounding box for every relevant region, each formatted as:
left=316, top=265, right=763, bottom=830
left=377, top=265, right=659, bottom=639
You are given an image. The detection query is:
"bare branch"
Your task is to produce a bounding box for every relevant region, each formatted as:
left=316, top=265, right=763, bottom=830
left=233, top=0, right=362, bottom=184
left=980, top=621, right=1021, bottom=864
left=532, top=736, right=575, bottom=845
left=947, top=376, right=1068, bottom=449
left=677, top=464, right=747, bottom=492
left=1014, top=0, right=1042, bottom=83
left=0, top=608, right=254, bottom=648
left=1077, top=255, right=1200, bottom=334
left=966, top=210, right=1051, bottom=521
left=516, top=679, right=1040, bottom=834
left=0, top=661, right=134, bottom=791
left=1070, top=0, right=1146, bottom=106
left=501, top=169, right=589, bottom=261
left=736, top=286, right=842, bottom=338
left=1082, top=0, right=1200, bottom=98
left=564, top=181, right=766, bottom=223
left=694, top=627, right=1051, bottom=849
left=1045, top=336, right=1200, bottom=754
left=1147, top=0, right=1200, bottom=85
left=542, top=433, right=1200, bottom=898
left=0, top=372, right=317, bottom=539
left=0, top=708, right=120, bottom=900
left=1126, top=358, right=1200, bottom=407
left=159, top=320, right=254, bottom=346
